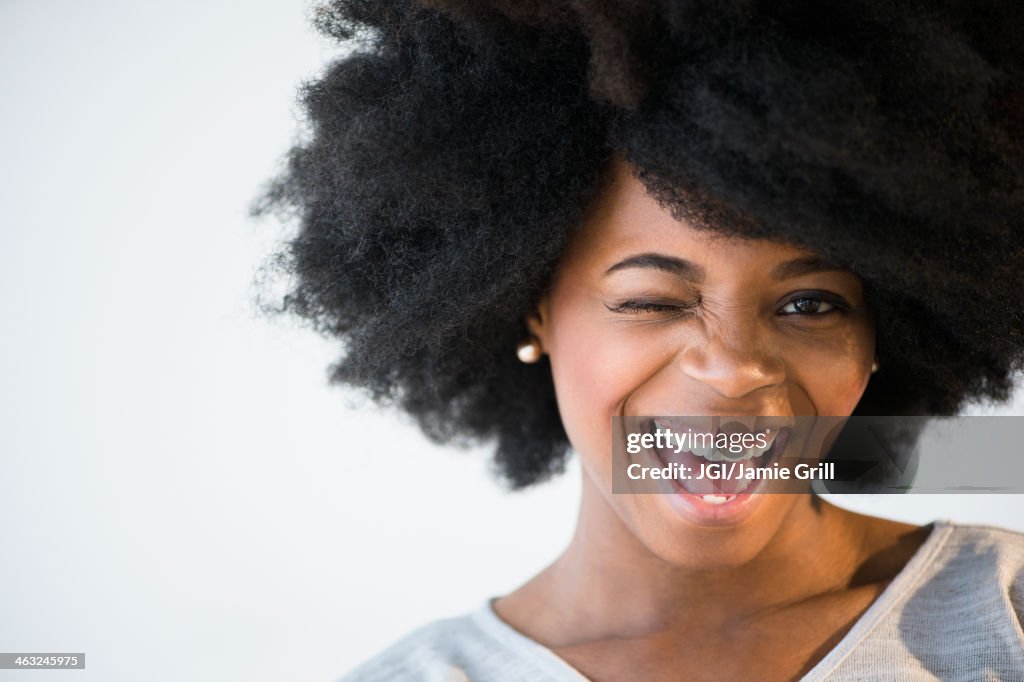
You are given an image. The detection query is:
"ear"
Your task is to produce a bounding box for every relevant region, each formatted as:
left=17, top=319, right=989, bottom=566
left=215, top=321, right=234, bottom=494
left=524, top=294, right=550, bottom=352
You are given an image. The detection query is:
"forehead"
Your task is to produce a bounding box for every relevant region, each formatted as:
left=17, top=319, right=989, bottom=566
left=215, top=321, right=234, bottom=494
left=562, top=159, right=818, bottom=273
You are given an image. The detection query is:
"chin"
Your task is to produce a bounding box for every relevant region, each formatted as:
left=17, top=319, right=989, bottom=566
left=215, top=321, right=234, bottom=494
left=633, top=493, right=798, bottom=569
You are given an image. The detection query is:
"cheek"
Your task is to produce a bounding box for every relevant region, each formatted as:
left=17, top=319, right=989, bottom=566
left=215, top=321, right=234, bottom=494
left=786, top=324, right=874, bottom=414
left=546, top=297, right=662, bottom=465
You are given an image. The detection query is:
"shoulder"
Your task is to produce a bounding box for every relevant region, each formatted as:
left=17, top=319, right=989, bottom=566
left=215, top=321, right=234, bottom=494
left=908, top=520, right=1024, bottom=634
left=338, top=610, right=490, bottom=682
left=337, top=602, right=567, bottom=682
left=923, top=520, right=1024, bottom=592
left=937, top=520, right=1024, bottom=570
left=816, top=520, right=1024, bottom=679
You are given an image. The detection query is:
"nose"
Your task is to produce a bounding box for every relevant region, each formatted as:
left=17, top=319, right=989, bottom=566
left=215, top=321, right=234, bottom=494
left=678, top=318, right=785, bottom=400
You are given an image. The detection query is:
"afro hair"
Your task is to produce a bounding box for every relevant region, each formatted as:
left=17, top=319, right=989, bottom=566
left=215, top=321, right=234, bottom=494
left=252, top=0, right=1024, bottom=489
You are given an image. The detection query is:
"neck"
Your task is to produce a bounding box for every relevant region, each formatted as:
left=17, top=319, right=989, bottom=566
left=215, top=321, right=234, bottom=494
left=507, top=471, right=871, bottom=645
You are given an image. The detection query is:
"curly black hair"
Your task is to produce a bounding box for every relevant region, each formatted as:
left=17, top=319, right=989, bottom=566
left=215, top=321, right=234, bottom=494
left=252, top=0, right=1024, bottom=490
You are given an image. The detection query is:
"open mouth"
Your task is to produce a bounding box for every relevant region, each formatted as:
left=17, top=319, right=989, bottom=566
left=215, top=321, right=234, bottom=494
left=646, top=419, right=793, bottom=505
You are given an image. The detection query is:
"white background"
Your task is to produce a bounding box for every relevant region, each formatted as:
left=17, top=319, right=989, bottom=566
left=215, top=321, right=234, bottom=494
left=2, top=3, right=1022, bottom=681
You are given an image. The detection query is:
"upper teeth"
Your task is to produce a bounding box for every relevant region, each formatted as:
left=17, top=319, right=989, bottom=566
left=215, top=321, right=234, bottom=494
left=695, top=430, right=778, bottom=462
left=649, top=421, right=781, bottom=462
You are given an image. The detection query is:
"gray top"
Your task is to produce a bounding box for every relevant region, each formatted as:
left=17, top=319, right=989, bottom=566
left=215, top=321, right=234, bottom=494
left=340, top=520, right=1024, bottom=681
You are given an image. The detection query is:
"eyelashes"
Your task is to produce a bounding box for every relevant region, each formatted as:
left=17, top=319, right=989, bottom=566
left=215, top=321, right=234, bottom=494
left=606, top=291, right=850, bottom=317
left=777, top=292, right=851, bottom=316
left=605, top=295, right=701, bottom=316
left=779, top=296, right=836, bottom=315
left=606, top=300, right=694, bottom=315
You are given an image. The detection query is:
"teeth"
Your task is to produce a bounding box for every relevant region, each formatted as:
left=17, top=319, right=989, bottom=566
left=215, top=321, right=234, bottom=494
left=680, top=473, right=755, bottom=497
left=721, top=447, right=750, bottom=462
left=748, top=430, right=778, bottom=458
left=690, top=435, right=712, bottom=460
left=691, top=433, right=777, bottom=463
left=648, top=421, right=780, bottom=463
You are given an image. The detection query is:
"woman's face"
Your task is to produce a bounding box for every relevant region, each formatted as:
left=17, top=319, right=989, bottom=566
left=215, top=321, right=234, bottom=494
left=528, top=159, right=876, bottom=568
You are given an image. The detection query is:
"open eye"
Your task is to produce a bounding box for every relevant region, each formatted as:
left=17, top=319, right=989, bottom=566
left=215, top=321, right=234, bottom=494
left=779, top=294, right=841, bottom=315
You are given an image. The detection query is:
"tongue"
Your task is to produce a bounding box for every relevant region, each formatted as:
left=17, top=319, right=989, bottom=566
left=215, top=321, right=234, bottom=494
left=667, top=450, right=758, bottom=495
left=712, top=462, right=754, bottom=495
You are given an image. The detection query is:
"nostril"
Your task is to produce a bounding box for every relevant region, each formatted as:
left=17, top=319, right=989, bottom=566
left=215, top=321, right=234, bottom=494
left=683, top=364, right=786, bottom=401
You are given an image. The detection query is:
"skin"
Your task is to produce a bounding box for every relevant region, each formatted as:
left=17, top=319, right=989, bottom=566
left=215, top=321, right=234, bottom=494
left=493, top=158, right=933, bottom=682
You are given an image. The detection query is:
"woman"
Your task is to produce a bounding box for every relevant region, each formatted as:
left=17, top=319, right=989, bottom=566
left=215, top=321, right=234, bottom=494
left=254, top=1, right=1024, bottom=679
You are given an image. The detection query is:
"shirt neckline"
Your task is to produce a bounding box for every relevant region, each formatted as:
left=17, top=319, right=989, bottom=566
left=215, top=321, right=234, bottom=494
left=470, top=519, right=954, bottom=682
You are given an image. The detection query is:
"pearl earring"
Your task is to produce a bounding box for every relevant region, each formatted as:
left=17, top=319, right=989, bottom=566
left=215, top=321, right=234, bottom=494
left=516, top=336, right=542, bottom=363
left=871, top=359, right=879, bottom=374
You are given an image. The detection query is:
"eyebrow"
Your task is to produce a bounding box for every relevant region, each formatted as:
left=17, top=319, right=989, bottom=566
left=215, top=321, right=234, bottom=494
left=604, top=253, right=706, bottom=280
left=769, top=255, right=850, bottom=280
left=603, top=252, right=850, bottom=281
